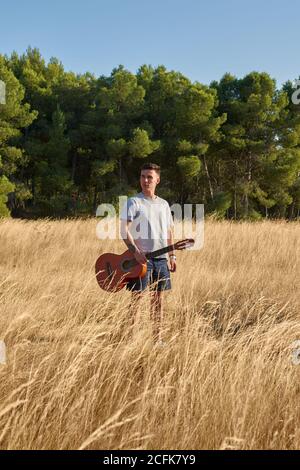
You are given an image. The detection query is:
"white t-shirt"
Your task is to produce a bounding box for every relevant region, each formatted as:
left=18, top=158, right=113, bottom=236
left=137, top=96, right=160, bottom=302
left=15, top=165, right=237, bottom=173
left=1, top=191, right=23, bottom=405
left=120, top=192, right=174, bottom=258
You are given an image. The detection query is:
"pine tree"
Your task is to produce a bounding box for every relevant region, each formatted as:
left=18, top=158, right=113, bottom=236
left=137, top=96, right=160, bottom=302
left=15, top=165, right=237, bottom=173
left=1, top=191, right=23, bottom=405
left=210, top=72, right=300, bottom=219
left=0, top=54, right=37, bottom=216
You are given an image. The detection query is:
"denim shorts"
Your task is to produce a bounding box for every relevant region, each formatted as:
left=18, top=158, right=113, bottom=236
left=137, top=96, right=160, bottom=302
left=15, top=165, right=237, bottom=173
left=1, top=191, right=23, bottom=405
left=126, top=257, right=171, bottom=292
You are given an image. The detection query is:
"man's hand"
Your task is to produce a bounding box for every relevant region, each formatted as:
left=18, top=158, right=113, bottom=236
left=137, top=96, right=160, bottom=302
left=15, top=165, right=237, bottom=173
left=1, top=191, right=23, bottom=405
left=134, top=249, right=147, bottom=264
left=169, top=258, right=176, bottom=272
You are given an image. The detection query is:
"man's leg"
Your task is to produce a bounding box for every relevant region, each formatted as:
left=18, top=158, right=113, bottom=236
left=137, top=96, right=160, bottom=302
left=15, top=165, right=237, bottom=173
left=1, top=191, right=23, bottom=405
left=128, top=291, right=142, bottom=336
left=125, top=274, right=148, bottom=339
left=150, top=259, right=171, bottom=344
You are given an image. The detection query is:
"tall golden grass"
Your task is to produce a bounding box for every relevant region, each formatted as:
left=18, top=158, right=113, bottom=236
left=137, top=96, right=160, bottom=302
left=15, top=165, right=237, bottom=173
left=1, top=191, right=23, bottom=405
left=0, top=218, right=299, bottom=450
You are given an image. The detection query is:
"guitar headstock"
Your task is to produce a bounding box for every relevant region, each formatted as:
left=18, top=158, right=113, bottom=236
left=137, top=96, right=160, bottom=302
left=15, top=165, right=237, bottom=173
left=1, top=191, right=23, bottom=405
left=174, top=238, right=195, bottom=251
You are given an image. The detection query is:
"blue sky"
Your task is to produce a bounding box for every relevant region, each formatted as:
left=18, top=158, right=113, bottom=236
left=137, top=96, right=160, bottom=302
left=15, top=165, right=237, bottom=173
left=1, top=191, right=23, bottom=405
left=0, top=0, right=299, bottom=87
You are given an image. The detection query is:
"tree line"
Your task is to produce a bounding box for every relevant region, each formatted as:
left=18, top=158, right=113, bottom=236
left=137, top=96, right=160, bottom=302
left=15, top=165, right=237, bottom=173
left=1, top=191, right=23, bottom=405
left=0, top=47, right=300, bottom=219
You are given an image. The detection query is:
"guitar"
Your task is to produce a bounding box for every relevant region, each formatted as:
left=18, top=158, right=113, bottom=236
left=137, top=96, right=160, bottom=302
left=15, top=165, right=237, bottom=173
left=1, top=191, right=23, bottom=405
left=95, top=239, right=195, bottom=292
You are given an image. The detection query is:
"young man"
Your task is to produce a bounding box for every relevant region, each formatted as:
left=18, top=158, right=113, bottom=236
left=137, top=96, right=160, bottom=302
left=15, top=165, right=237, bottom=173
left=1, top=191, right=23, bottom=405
left=120, top=163, right=176, bottom=345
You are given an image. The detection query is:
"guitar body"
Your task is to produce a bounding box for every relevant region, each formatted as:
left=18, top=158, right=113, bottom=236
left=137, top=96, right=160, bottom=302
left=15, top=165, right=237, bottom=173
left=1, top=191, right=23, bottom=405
left=95, top=239, right=194, bottom=293
left=95, top=249, right=147, bottom=292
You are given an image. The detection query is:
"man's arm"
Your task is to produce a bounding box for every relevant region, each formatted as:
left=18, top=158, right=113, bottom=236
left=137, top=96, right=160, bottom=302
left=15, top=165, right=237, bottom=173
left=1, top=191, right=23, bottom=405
left=167, top=227, right=175, bottom=255
left=167, top=226, right=176, bottom=272
left=120, top=219, right=147, bottom=263
left=120, top=219, right=137, bottom=251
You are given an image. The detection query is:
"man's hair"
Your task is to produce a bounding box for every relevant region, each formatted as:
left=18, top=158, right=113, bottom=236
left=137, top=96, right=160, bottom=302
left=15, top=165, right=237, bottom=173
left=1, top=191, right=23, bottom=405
left=140, top=163, right=160, bottom=175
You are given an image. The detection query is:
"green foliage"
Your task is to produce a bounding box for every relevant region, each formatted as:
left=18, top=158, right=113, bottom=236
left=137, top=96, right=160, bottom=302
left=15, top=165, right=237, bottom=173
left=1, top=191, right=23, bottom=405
left=0, top=176, right=15, bottom=217
left=0, top=54, right=37, bottom=216
left=92, top=160, right=116, bottom=177
left=177, top=156, right=201, bottom=178
left=106, top=138, right=126, bottom=160
left=129, top=128, right=160, bottom=158
left=211, top=191, right=232, bottom=218
left=0, top=48, right=299, bottom=219
left=209, top=71, right=300, bottom=219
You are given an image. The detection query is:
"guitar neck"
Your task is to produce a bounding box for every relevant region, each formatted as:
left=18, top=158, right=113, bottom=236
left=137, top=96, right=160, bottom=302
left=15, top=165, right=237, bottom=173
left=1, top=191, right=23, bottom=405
left=145, top=244, right=175, bottom=259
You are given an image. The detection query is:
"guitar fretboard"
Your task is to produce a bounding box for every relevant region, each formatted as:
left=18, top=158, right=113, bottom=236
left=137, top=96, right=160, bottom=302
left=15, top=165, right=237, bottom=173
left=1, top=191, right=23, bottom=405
left=145, top=244, right=175, bottom=259
left=125, top=243, right=175, bottom=270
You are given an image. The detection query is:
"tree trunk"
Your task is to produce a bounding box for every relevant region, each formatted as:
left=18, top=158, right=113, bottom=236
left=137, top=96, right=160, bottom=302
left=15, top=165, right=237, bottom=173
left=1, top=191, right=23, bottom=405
left=31, top=176, right=35, bottom=204
left=234, top=187, right=237, bottom=219
left=288, top=202, right=295, bottom=221
left=244, top=153, right=252, bottom=217
left=119, top=157, right=122, bottom=184
left=71, top=153, right=77, bottom=182
left=93, top=185, right=98, bottom=213
left=203, top=154, right=214, bottom=202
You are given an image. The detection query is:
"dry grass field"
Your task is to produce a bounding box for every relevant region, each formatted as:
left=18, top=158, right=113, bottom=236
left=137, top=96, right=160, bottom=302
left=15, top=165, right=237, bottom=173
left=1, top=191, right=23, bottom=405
left=0, top=217, right=299, bottom=450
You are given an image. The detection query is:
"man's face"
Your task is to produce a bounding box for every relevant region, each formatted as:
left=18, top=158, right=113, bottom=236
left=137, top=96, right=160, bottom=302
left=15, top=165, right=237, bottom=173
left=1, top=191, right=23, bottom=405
left=140, top=169, right=160, bottom=192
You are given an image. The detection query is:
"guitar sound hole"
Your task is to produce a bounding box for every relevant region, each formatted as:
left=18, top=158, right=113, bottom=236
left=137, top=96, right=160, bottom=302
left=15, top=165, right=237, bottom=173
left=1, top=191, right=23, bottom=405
left=122, top=259, right=134, bottom=271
